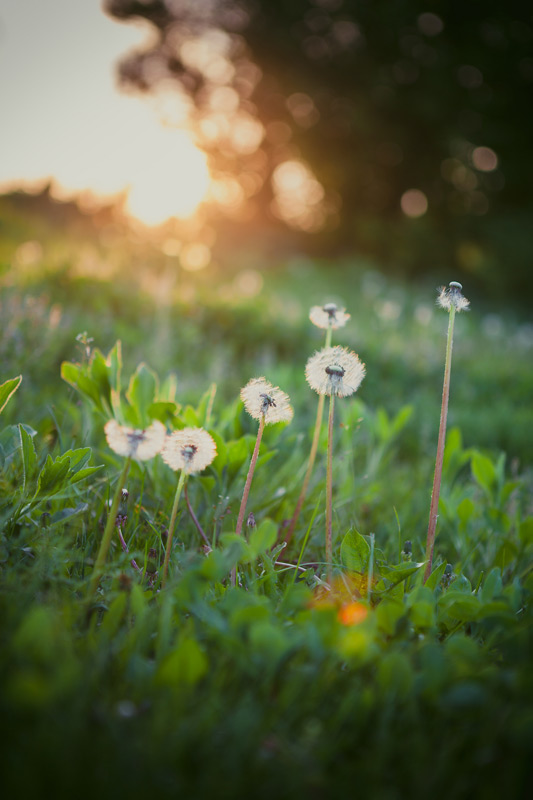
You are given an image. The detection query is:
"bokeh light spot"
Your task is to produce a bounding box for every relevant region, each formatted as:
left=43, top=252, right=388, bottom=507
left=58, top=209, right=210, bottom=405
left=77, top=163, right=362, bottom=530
left=400, top=189, right=428, bottom=218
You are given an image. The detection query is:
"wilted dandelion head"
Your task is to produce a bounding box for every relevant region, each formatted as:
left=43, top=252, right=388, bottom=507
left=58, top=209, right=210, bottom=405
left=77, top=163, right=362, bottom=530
left=309, top=302, right=350, bottom=330
left=437, top=281, right=470, bottom=312
left=240, top=378, right=293, bottom=424
left=305, top=345, right=365, bottom=397
left=161, top=427, right=217, bottom=474
left=104, top=419, right=166, bottom=461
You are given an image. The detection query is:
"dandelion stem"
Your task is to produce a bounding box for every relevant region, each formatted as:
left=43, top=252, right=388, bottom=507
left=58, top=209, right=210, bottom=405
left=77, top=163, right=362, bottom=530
left=88, top=457, right=131, bottom=598
left=326, top=391, right=335, bottom=584
left=285, top=325, right=333, bottom=544
left=232, top=414, right=265, bottom=586
left=162, top=469, right=187, bottom=587
left=424, top=304, right=456, bottom=582
left=184, top=481, right=211, bottom=550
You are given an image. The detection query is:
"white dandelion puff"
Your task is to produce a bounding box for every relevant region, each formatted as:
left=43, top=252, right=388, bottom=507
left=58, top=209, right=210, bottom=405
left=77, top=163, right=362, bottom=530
left=437, top=282, right=470, bottom=312
left=305, top=346, right=365, bottom=398
left=162, top=428, right=217, bottom=474
left=309, top=303, right=351, bottom=330
left=240, top=378, right=293, bottom=424
left=104, top=419, right=166, bottom=461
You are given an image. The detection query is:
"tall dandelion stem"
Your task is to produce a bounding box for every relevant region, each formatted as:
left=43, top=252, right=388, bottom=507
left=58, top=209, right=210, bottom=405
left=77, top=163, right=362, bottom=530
left=236, top=415, right=266, bottom=539
left=424, top=304, right=456, bottom=582
left=286, top=326, right=332, bottom=544
left=88, top=457, right=131, bottom=598
left=162, top=470, right=187, bottom=587
left=326, top=392, right=335, bottom=584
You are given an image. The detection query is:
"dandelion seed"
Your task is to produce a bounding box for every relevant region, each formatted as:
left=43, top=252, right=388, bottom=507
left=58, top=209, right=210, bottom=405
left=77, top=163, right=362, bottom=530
left=104, top=419, right=166, bottom=461
left=309, top=303, right=350, bottom=330
left=437, top=281, right=470, bottom=312
left=162, top=428, right=217, bottom=474
left=306, top=346, right=365, bottom=398
left=240, top=378, right=293, bottom=424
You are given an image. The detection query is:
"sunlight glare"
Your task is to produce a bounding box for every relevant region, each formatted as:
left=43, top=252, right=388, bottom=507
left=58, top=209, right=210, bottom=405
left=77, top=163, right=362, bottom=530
left=126, top=129, right=210, bottom=226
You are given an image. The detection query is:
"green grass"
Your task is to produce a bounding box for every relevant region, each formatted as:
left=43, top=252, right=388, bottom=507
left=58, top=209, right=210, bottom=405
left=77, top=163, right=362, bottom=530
left=1, top=204, right=532, bottom=798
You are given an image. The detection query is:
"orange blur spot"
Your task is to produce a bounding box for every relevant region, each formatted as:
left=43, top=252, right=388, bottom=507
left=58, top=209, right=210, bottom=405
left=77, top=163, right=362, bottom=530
left=338, top=603, right=368, bottom=626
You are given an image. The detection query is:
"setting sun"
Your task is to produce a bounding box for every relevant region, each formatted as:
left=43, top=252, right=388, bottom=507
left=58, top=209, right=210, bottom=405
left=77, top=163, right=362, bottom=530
left=125, top=129, right=210, bottom=226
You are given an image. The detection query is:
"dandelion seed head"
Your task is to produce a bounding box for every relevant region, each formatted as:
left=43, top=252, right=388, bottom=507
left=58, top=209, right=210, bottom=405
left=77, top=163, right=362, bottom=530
left=104, top=419, right=166, bottom=461
left=305, top=346, right=365, bottom=397
left=240, top=378, right=293, bottom=424
left=437, top=281, right=470, bottom=312
left=161, top=427, right=217, bottom=474
left=309, top=302, right=350, bottom=330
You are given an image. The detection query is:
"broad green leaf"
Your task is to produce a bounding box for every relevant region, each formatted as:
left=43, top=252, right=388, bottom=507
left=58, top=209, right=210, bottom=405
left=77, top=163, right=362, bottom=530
left=61, top=447, right=91, bottom=473
left=61, top=362, right=103, bottom=412
left=0, top=375, right=22, bottom=415
left=438, top=591, right=480, bottom=622
left=249, top=518, right=277, bottom=556
left=101, top=593, right=128, bottom=637
left=126, top=363, right=158, bottom=427
left=36, top=454, right=71, bottom=497
left=379, top=562, right=424, bottom=588
left=69, top=465, right=104, bottom=485
left=480, top=567, right=503, bottom=602
left=147, top=401, right=179, bottom=424
left=19, top=424, right=37, bottom=492
left=341, top=529, right=370, bottom=573
left=156, top=638, right=208, bottom=687
left=89, top=349, right=112, bottom=414
left=471, top=452, right=497, bottom=497
left=425, top=561, right=448, bottom=591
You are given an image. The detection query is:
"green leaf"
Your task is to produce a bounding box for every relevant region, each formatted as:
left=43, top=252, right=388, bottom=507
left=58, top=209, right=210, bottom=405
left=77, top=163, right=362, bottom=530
left=341, top=529, right=370, bottom=573
left=425, top=561, right=448, bottom=591
left=69, top=465, right=104, bottom=485
left=471, top=452, right=497, bottom=497
left=36, top=454, right=71, bottom=498
left=89, top=349, right=112, bottom=414
left=519, top=518, right=533, bottom=547
left=126, top=363, right=158, bottom=427
left=480, top=568, right=503, bottom=603
left=61, top=362, right=103, bottom=412
left=19, top=424, right=37, bottom=492
left=0, top=375, right=22, bottom=415
left=147, top=401, right=179, bottom=424
left=47, top=503, right=89, bottom=527
left=378, top=562, right=424, bottom=588
left=107, top=340, right=122, bottom=395
left=156, top=638, right=208, bottom=687
left=249, top=518, right=277, bottom=557
left=439, top=591, right=480, bottom=622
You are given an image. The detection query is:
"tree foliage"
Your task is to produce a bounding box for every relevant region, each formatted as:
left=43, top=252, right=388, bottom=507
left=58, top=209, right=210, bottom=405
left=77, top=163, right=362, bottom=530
left=104, top=1, right=533, bottom=297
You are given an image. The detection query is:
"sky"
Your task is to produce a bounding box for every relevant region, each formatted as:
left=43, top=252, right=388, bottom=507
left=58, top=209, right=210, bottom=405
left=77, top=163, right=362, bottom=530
left=0, top=0, right=210, bottom=223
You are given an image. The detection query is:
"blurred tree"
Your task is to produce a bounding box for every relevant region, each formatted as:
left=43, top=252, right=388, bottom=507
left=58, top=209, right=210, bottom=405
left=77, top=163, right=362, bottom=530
left=104, top=0, right=533, bottom=299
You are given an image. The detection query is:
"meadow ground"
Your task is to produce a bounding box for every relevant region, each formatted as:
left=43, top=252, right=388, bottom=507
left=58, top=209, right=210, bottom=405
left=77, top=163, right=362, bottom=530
left=1, top=204, right=532, bottom=798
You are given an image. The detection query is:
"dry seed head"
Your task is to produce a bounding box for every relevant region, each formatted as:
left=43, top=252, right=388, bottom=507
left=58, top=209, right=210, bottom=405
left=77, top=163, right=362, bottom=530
left=162, top=427, right=217, bottom=474
left=240, top=378, right=293, bottom=424
left=437, top=281, right=470, bottom=312
left=309, top=302, right=350, bottom=330
left=305, top=346, right=365, bottom=397
left=104, top=419, right=166, bottom=461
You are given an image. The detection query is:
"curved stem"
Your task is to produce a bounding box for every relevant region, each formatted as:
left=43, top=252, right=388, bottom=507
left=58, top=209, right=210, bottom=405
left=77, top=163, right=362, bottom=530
left=185, top=481, right=211, bottom=549
left=285, top=325, right=333, bottom=544
left=424, top=306, right=456, bottom=582
left=232, top=415, right=265, bottom=586
left=162, top=470, right=186, bottom=587
left=88, top=457, right=131, bottom=598
left=326, top=392, right=335, bottom=584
